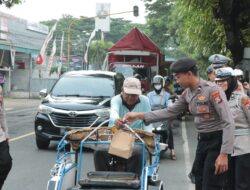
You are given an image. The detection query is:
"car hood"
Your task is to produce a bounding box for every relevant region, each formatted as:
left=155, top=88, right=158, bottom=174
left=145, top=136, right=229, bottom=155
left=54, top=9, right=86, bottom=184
left=41, top=95, right=110, bottom=111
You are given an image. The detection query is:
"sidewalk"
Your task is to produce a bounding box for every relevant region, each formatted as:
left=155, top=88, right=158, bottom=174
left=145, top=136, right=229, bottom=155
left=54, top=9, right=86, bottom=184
left=4, top=98, right=41, bottom=110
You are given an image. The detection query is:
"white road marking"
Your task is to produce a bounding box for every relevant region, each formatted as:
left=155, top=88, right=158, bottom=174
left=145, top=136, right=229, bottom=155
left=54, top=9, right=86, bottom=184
left=181, top=119, right=194, bottom=190
left=9, top=132, right=35, bottom=142
left=5, top=107, right=37, bottom=114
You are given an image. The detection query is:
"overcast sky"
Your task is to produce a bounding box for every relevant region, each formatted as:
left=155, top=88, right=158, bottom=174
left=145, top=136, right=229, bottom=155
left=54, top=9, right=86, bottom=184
left=1, top=0, right=146, bottom=24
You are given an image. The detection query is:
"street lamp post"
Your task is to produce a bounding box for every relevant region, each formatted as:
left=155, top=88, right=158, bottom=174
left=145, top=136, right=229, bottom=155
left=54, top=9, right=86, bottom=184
left=67, top=8, right=138, bottom=65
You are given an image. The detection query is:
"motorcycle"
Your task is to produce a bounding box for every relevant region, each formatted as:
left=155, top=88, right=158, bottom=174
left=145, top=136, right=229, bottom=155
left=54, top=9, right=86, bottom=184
left=151, top=105, right=171, bottom=154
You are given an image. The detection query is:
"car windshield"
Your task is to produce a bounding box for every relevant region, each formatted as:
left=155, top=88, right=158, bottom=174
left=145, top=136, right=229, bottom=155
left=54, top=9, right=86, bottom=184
left=51, top=75, right=114, bottom=97
left=112, top=65, right=148, bottom=80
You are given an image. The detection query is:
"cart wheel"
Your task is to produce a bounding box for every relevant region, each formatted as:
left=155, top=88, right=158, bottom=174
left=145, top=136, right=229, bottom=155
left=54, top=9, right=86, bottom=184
left=148, top=180, right=164, bottom=190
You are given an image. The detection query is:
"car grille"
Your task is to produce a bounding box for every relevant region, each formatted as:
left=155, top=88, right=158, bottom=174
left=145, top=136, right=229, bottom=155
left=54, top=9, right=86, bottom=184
left=49, top=112, right=98, bottom=128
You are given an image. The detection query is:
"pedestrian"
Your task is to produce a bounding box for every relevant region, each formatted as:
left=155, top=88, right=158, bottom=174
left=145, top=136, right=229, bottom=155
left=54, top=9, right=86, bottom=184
left=0, top=85, right=12, bottom=190
left=147, top=75, right=176, bottom=160
left=215, top=67, right=250, bottom=190
left=123, top=58, right=234, bottom=190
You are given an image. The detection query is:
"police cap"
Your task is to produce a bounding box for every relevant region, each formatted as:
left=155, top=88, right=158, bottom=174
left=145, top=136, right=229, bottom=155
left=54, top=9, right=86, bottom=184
left=206, top=64, right=214, bottom=74
left=170, top=58, right=197, bottom=73
left=215, top=67, right=233, bottom=81
left=208, top=54, right=231, bottom=68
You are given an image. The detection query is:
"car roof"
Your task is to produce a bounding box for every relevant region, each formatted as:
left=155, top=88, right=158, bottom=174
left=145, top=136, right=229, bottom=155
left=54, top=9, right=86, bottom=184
left=63, top=70, right=117, bottom=77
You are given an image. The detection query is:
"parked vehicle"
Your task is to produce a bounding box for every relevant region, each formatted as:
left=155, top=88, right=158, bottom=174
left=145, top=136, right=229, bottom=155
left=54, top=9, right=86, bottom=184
left=47, top=121, right=164, bottom=190
left=34, top=70, right=124, bottom=149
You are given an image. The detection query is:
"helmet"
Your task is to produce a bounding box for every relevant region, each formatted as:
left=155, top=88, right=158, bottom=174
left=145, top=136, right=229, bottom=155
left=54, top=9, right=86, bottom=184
left=215, top=67, right=234, bottom=81
left=233, top=69, right=243, bottom=77
left=208, top=54, right=231, bottom=69
left=164, top=76, right=171, bottom=85
left=152, top=75, right=165, bottom=86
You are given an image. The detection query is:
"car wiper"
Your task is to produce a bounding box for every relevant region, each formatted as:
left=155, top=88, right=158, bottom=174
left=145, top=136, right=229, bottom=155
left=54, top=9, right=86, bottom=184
left=94, top=96, right=111, bottom=98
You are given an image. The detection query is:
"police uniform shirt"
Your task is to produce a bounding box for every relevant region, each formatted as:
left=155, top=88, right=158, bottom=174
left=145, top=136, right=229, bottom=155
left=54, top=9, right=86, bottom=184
left=144, top=79, right=234, bottom=154
left=229, top=91, right=250, bottom=156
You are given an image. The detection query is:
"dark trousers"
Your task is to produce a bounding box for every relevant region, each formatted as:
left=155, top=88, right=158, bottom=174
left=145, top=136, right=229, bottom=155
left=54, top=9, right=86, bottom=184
left=94, top=146, right=143, bottom=177
left=167, top=122, right=174, bottom=149
left=195, top=131, right=228, bottom=190
left=228, top=153, right=250, bottom=190
left=0, top=141, right=12, bottom=190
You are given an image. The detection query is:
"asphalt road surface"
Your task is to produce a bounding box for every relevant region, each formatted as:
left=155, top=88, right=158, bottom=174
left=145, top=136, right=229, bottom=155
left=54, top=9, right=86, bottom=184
left=3, top=98, right=198, bottom=190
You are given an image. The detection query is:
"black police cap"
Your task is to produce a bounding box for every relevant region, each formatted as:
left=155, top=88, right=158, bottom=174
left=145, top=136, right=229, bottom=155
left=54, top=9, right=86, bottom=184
left=170, top=58, right=197, bottom=73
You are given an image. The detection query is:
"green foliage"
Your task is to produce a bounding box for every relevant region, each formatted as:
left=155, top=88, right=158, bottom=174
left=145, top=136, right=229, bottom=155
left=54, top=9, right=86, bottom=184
left=41, top=16, right=146, bottom=66
left=88, top=40, right=114, bottom=68
left=0, top=0, right=22, bottom=7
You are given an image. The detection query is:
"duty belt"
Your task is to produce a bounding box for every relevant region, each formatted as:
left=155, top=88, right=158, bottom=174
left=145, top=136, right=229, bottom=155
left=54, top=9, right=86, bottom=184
left=234, top=128, right=250, bottom=136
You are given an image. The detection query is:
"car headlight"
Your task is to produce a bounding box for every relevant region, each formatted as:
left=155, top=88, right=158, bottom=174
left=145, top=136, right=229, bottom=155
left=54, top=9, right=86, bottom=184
left=38, top=104, right=53, bottom=115
left=96, top=108, right=110, bottom=118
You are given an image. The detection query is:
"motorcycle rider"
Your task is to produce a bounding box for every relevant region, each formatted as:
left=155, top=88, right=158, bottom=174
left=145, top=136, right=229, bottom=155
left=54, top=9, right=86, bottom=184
left=147, top=75, right=176, bottom=160
left=215, top=67, right=250, bottom=190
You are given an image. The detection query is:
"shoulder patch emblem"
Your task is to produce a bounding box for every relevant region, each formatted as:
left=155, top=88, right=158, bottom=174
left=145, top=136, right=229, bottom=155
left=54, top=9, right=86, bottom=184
left=198, top=95, right=207, bottom=101
left=241, top=97, right=250, bottom=110
left=211, top=90, right=222, bottom=104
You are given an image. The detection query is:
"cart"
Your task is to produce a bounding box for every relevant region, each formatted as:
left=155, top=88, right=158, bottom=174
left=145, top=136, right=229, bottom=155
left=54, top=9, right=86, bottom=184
left=47, top=120, right=164, bottom=190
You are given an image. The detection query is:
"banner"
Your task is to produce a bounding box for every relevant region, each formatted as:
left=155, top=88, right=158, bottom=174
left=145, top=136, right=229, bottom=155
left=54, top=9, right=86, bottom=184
left=58, top=32, right=64, bottom=75
left=47, top=39, right=57, bottom=74
left=36, top=22, right=57, bottom=65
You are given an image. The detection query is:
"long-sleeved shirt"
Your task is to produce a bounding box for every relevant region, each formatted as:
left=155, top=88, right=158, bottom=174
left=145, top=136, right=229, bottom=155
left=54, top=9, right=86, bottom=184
left=0, top=87, right=8, bottom=143
left=144, top=79, right=235, bottom=154
left=147, top=89, right=170, bottom=107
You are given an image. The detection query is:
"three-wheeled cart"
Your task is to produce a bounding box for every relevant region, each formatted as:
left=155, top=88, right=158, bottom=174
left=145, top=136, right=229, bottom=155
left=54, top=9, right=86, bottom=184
left=47, top=120, right=164, bottom=190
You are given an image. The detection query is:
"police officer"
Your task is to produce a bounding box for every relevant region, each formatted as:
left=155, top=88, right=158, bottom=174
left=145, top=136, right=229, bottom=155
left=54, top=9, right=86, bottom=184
left=123, top=58, right=234, bottom=190
left=215, top=68, right=250, bottom=190
left=207, top=64, right=216, bottom=82
left=0, top=86, right=12, bottom=190
left=208, top=54, right=231, bottom=69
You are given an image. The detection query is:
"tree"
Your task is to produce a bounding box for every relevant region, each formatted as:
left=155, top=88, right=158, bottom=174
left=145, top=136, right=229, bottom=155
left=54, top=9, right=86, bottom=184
left=0, top=0, right=21, bottom=7
left=143, top=0, right=250, bottom=67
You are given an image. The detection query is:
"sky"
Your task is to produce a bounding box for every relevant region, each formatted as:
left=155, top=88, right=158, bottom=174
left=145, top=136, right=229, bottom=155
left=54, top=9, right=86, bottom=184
left=0, top=0, right=147, bottom=24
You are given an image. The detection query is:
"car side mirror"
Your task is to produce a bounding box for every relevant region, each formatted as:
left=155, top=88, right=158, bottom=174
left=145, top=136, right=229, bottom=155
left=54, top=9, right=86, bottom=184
left=39, top=89, right=48, bottom=98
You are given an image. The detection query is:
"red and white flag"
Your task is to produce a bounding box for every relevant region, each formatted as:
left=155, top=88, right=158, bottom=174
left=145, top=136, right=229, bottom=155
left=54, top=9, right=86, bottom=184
left=36, top=22, right=57, bottom=65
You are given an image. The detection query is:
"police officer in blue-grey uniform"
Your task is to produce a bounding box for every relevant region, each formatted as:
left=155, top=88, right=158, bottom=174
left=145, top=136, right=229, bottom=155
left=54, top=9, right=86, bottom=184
left=215, top=67, right=250, bottom=190
left=209, top=54, right=231, bottom=69
left=123, top=58, right=235, bottom=190
left=0, top=86, right=12, bottom=190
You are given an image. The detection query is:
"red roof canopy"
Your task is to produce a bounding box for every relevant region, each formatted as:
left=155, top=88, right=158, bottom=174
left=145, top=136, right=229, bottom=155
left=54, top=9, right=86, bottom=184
left=108, top=27, right=161, bottom=54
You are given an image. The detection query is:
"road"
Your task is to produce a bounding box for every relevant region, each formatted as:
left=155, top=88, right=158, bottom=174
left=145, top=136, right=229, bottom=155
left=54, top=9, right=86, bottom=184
left=3, top=98, right=198, bottom=190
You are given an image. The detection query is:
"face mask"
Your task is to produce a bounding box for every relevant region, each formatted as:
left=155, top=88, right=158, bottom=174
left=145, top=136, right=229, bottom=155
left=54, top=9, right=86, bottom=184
left=154, top=84, right=162, bottom=90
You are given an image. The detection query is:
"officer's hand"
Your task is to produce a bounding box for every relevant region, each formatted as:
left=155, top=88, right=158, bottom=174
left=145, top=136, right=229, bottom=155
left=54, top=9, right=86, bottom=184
left=243, top=82, right=250, bottom=90
left=214, top=153, right=228, bottom=175
left=123, top=112, right=144, bottom=123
